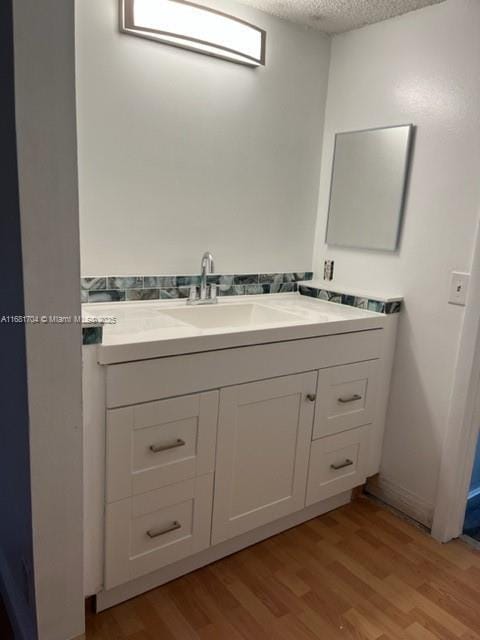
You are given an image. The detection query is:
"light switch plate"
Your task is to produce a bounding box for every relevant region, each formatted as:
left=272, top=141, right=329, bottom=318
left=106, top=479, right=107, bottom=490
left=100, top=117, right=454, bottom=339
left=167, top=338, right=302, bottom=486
left=449, top=272, right=470, bottom=306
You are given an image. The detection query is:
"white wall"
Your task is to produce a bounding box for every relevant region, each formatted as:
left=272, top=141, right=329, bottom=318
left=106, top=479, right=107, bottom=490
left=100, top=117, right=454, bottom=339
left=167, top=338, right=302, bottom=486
left=313, top=0, right=480, bottom=520
left=76, top=0, right=330, bottom=276
left=14, top=1, right=85, bottom=638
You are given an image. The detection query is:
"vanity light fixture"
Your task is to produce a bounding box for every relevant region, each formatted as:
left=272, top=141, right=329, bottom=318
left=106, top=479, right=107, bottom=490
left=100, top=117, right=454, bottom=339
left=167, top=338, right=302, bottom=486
left=120, top=0, right=266, bottom=67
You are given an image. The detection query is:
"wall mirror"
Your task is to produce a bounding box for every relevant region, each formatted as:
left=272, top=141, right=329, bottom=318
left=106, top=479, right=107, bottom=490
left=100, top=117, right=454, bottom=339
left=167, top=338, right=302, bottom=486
left=325, top=124, right=414, bottom=251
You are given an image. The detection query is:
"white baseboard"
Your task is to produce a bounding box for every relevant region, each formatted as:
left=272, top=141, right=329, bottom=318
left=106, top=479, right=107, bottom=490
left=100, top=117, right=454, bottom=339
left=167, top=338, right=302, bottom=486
left=0, top=548, right=36, bottom=640
left=96, top=491, right=351, bottom=612
left=366, top=475, right=434, bottom=527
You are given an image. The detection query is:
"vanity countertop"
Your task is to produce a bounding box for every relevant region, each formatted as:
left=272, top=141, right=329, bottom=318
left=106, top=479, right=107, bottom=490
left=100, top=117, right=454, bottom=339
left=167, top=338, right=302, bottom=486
left=82, top=293, right=388, bottom=364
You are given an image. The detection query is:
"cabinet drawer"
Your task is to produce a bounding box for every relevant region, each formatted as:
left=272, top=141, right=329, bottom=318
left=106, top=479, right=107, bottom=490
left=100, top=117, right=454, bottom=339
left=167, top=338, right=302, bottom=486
left=306, top=426, right=370, bottom=505
left=105, top=475, right=213, bottom=589
left=313, top=361, right=379, bottom=439
left=106, top=391, right=218, bottom=502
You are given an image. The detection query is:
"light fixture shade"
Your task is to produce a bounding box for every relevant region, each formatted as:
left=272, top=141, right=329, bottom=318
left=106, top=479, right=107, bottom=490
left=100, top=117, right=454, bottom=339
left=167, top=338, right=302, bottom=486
left=120, top=0, right=266, bottom=67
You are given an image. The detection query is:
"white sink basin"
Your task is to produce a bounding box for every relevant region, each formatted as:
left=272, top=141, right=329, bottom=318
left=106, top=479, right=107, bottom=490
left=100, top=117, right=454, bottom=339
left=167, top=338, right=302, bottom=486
left=82, top=293, right=386, bottom=363
left=159, top=303, right=303, bottom=329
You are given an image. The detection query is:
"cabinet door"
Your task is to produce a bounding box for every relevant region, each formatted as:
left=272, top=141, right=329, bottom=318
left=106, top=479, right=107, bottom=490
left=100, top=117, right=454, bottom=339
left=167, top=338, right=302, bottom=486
left=212, top=372, right=317, bottom=544
left=106, top=391, right=218, bottom=502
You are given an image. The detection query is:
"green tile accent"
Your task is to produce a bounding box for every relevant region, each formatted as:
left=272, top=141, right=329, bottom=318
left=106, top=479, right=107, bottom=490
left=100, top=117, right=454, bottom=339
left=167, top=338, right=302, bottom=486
left=298, top=285, right=401, bottom=315
left=82, top=326, right=103, bottom=345
left=81, top=272, right=313, bottom=304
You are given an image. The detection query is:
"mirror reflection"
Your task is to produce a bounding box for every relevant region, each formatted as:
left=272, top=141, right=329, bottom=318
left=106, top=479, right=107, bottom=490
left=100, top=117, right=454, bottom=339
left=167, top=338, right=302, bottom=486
left=326, top=124, right=414, bottom=251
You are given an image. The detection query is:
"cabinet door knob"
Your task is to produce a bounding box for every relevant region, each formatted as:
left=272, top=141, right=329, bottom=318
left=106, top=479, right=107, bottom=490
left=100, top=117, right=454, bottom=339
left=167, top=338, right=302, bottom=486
left=149, top=438, right=186, bottom=453
left=306, top=394, right=317, bottom=402
left=146, top=521, right=181, bottom=539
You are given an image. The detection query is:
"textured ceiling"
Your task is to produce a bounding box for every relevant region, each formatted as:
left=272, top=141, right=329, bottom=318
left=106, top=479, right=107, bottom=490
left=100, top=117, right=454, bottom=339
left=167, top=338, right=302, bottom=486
left=237, top=0, right=446, bottom=33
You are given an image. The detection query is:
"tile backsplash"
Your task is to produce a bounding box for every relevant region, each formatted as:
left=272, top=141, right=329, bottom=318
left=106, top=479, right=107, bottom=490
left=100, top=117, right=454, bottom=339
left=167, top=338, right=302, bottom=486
left=81, top=272, right=314, bottom=303
left=298, top=285, right=402, bottom=314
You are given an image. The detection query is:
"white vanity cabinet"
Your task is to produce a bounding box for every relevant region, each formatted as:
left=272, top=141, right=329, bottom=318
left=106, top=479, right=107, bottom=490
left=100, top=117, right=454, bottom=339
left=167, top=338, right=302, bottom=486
left=83, top=307, right=398, bottom=610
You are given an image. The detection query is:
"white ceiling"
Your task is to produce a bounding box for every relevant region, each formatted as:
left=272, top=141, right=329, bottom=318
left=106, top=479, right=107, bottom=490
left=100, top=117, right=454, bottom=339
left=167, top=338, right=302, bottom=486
left=237, top=0, right=446, bottom=34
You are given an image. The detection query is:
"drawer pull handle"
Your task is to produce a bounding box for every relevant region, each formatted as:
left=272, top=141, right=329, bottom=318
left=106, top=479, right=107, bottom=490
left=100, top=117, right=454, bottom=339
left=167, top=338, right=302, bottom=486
left=149, top=438, right=186, bottom=453
left=330, top=459, right=354, bottom=471
left=338, top=394, right=362, bottom=404
left=147, top=521, right=181, bottom=539
left=306, top=394, right=317, bottom=402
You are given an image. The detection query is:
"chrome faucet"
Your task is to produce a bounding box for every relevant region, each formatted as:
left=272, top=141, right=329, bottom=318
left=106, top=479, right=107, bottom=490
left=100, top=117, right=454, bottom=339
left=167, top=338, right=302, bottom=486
left=187, top=251, right=218, bottom=305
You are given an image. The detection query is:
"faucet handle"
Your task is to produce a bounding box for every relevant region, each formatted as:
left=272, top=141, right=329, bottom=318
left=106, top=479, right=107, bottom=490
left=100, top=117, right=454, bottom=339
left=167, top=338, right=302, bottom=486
left=210, top=283, right=217, bottom=302
left=188, top=285, right=198, bottom=302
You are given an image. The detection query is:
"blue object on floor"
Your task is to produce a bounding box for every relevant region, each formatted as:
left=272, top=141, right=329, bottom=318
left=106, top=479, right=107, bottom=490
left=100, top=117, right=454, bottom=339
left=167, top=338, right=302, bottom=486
left=463, top=434, right=480, bottom=540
